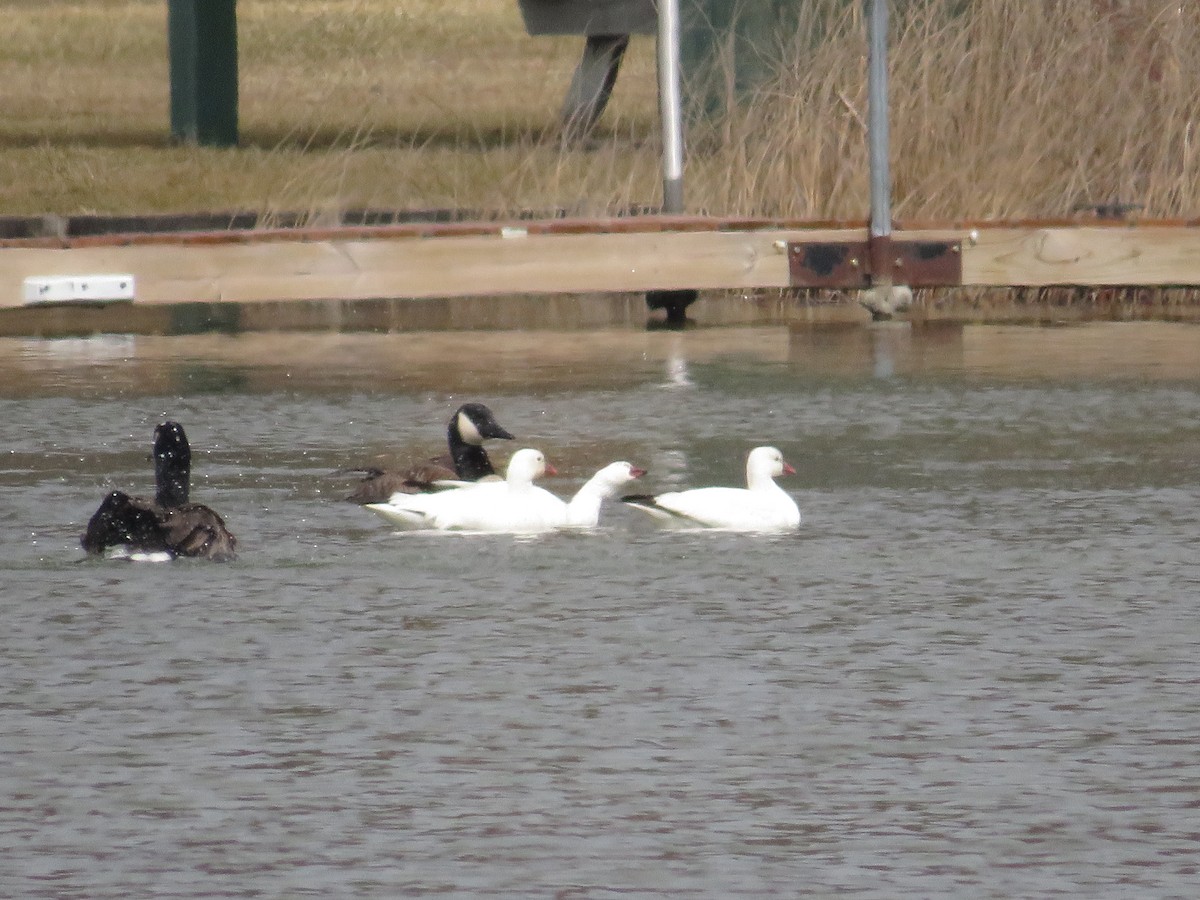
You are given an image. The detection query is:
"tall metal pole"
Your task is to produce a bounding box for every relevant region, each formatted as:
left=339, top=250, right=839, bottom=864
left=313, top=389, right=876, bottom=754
left=860, top=0, right=914, bottom=318
left=867, top=0, right=891, bottom=243
left=657, top=0, right=685, bottom=213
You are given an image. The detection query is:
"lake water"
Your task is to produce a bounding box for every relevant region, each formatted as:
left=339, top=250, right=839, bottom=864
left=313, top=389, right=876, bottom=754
left=2, top=322, right=1199, bottom=897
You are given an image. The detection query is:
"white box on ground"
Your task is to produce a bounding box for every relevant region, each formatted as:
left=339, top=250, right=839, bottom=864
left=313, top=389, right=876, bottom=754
left=23, top=274, right=136, bottom=304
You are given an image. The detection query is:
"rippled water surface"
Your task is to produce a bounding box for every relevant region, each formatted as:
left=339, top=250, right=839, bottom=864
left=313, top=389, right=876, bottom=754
left=3, top=323, right=1200, bottom=897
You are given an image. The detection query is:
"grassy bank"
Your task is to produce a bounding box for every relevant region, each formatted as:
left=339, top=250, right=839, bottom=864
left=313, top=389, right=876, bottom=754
left=3, top=0, right=1198, bottom=221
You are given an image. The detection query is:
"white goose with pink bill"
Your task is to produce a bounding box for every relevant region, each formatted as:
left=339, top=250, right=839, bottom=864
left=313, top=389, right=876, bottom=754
left=622, top=446, right=800, bottom=532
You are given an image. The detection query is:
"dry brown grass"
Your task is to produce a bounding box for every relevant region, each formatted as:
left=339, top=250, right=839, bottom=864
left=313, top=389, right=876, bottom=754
left=3, top=0, right=1199, bottom=221
left=693, top=0, right=1200, bottom=219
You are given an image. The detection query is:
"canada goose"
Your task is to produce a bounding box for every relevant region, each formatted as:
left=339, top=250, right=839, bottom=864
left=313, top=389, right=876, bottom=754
left=81, top=421, right=237, bottom=561
left=345, top=402, right=514, bottom=504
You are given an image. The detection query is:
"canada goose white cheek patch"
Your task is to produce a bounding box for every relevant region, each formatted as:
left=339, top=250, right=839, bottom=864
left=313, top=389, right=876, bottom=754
left=457, top=411, right=483, bottom=445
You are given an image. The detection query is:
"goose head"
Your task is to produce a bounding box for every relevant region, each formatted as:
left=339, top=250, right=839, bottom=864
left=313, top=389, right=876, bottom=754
left=452, top=402, right=515, bottom=446
left=153, top=421, right=191, bottom=508
left=585, top=461, right=647, bottom=496
left=746, top=446, right=795, bottom=488
left=504, top=448, right=558, bottom=485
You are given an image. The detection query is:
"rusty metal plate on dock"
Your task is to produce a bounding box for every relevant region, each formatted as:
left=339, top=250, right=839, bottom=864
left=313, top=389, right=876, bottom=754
left=788, top=239, right=962, bottom=288
left=787, top=241, right=871, bottom=288
left=891, top=240, right=963, bottom=286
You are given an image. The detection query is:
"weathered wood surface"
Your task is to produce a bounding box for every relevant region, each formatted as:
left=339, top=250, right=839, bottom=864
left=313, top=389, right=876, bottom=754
left=6, top=218, right=1200, bottom=312
left=0, top=224, right=850, bottom=307
left=963, top=227, right=1200, bottom=286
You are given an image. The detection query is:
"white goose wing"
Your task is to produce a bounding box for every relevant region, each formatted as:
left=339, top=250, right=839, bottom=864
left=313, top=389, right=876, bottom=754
left=626, top=486, right=789, bottom=531
left=671, top=486, right=799, bottom=531
left=367, top=480, right=507, bottom=530
left=426, top=483, right=566, bottom=532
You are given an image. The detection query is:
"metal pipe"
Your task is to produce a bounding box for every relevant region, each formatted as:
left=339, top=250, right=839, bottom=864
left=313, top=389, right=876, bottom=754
left=657, top=0, right=685, bottom=213
left=867, top=0, right=891, bottom=240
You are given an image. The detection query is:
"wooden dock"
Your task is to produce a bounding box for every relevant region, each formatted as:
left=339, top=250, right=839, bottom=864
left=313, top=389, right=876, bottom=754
left=4, top=215, right=1200, bottom=335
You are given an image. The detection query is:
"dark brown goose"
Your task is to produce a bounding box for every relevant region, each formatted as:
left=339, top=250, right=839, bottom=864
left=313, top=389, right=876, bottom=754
left=81, top=421, right=237, bottom=562
left=345, top=402, right=514, bottom=504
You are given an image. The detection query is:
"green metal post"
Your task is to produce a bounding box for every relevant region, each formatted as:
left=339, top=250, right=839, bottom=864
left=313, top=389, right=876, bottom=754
left=168, top=0, right=239, bottom=146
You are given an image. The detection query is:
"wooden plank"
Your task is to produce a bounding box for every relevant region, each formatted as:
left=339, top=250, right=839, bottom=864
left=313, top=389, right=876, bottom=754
left=8, top=221, right=1200, bottom=312
left=963, top=226, right=1200, bottom=286
left=0, top=228, right=857, bottom=308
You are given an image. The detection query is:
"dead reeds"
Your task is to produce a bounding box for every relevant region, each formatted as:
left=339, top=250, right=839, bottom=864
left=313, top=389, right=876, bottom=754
left=4, top=0, right=1199, bottom=222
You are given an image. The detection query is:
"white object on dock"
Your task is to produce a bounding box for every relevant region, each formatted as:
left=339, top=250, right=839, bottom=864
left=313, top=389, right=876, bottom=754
left=22, top=274, right=135, bottom=304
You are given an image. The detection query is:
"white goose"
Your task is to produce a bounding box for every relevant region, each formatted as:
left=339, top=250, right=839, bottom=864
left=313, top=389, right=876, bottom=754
left=622, top=446, right=800, bottom=532
left=564, top=461, right=646, bottom=528
left=367, top=448, right=561, bottom=533
left=366, top=452, right=646, bottom=533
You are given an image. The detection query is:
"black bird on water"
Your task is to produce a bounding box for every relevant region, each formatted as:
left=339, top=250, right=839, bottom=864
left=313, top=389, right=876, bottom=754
left=345, top=402, right=515, bottom=504
left=81, top=421, right=237, bottom=562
